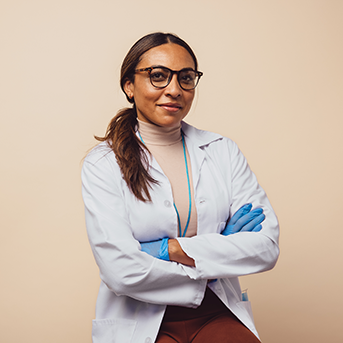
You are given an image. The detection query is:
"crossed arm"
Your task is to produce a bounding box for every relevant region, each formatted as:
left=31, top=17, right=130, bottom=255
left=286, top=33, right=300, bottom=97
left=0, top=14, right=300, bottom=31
left=141, top=203, right=265, bottom=267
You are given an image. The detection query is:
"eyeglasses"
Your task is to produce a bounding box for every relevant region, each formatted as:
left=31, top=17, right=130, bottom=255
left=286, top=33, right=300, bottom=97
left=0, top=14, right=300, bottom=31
left=135, top=66, right=203, bottom=90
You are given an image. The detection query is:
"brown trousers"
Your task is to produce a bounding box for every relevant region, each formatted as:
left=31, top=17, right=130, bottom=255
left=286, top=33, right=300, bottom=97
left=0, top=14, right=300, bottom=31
left=156, top=287, right=261, bottom=343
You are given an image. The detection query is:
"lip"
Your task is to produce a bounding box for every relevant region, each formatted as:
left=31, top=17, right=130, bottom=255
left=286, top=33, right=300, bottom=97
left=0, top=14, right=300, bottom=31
left=158, top=102, right=182, bottom=112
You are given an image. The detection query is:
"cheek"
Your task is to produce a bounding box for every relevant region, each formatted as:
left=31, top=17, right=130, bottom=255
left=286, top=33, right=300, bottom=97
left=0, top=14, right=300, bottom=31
left=133, top=78, right=155, bottom=102
left=138, top=86, right=162, bottom=103
left=135, top=92, right=152, bottom=108
left=185, top=93, right=195, bottom=107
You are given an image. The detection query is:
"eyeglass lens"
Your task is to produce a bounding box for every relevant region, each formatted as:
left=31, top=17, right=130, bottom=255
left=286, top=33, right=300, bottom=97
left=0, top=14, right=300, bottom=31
left=150, top=67, right=199, bottom=90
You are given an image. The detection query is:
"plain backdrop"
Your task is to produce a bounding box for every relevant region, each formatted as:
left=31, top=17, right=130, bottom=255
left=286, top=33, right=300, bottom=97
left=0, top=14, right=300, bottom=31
left=1, top=1, right=342, bottom=342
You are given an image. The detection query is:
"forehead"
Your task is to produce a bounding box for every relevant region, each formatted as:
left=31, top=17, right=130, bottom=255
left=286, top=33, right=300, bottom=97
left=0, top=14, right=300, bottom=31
left=137, top=43, right=195, bottom=70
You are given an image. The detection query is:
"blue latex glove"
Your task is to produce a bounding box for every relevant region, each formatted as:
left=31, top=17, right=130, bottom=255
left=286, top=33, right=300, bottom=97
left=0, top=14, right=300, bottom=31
left=222, top=203, right=265, bottom=236
left=140, top=238, right=170, bottom=261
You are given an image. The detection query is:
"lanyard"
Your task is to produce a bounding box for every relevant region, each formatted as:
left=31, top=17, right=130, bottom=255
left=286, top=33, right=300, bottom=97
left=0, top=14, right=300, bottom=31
left=138, top=130, right=192, bottom=237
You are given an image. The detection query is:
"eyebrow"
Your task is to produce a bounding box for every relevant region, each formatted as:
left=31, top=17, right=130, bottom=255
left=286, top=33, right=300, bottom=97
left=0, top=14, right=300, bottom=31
left=147, top=65, right=196, bottom=71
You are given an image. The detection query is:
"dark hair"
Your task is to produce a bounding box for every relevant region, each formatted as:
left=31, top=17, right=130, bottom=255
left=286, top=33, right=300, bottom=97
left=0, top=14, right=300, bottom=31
left=96, top=32, right=198, bottom=201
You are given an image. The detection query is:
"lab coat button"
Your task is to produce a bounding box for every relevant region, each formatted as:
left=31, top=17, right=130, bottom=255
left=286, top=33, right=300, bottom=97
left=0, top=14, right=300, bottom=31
left=164, top=200, right=172, bottom=207
left=145, top=338, right=152, bottom=343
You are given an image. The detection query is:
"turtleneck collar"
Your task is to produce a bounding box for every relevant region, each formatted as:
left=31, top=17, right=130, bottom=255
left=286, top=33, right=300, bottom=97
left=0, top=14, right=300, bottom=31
left=137, top=119, right=182, bottom=146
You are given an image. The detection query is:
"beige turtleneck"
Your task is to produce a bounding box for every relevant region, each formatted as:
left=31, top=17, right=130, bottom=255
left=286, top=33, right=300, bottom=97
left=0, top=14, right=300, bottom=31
left=138, top=119, right=197, bottom=237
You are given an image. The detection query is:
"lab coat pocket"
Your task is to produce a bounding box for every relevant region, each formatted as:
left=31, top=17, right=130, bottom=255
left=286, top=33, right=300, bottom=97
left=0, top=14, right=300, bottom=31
left=92, top=318, right=137, bottom=343
left=236, top=301, right=255, bottom=325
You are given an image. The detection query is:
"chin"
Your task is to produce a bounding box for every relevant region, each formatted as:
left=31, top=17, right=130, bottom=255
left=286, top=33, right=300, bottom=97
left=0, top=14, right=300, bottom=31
left=159, top=115, right=186, bottom=128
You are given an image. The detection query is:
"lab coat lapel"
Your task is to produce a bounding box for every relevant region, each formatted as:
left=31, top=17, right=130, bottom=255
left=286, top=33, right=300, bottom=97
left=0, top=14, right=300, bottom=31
left=181, top=121, right=222, bottom=191
left=148, top=153, right=165, bottom=176
left=135, top=129, right=166, bottom=177
left=184, top=136, right=205, bottom=192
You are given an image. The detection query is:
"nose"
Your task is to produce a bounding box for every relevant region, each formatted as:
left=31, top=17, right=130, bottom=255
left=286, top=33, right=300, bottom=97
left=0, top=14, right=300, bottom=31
left=165, top=74, right=182, bottom=98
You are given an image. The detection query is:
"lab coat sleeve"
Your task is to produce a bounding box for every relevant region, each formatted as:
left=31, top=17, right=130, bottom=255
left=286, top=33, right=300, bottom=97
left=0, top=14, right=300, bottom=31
left=81, top=148, right=207, bottom=307
left=176, top=139, right=280, bottom=280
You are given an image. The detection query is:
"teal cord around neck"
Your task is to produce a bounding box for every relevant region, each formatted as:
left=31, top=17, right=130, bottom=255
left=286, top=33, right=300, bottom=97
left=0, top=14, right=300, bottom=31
left=138, top=130, right=192, bottom=237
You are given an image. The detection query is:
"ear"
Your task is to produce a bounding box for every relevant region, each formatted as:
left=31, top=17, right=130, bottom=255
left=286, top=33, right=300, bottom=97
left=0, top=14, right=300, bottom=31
left=123, top=79, right=134, bottom=99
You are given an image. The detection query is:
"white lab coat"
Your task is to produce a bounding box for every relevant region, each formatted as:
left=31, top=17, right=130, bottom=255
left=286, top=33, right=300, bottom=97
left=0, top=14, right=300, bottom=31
left=81, top=121, right=279, bottom=343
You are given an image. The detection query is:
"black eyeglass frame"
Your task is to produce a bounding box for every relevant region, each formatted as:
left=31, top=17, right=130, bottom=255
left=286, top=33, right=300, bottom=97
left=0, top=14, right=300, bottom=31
left=134, top=66, right=203, bottom=90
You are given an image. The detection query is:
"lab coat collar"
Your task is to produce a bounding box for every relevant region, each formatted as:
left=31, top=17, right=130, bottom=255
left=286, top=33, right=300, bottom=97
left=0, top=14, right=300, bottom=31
left=135, top=121, right=222, bottom=148
left=181, top=121, right=223, bottom=148
left=135, top=121, right=223, bottom=177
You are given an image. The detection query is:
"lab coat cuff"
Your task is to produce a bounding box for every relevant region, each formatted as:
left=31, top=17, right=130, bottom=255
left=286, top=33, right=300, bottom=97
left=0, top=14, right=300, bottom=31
left=176, top=238, right=204, bottom=280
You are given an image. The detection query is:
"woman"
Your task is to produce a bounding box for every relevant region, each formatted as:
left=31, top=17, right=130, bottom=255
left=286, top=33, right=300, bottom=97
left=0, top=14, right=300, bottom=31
left=82, top=32, right=279, bottom=343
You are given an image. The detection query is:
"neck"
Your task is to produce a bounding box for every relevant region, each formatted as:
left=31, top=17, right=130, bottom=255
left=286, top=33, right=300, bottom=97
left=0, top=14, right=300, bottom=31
left=137, top=119, right=182, bottom=146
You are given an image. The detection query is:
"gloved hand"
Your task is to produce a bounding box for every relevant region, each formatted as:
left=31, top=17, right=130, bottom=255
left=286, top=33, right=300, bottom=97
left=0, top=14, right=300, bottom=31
left=140, top=238, right=170, bottom=261
left=222, top=203, right=265, bottom=236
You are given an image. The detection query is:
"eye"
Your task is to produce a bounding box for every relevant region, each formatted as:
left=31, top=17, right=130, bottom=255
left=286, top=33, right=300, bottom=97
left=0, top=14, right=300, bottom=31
left=150, top=68, right=169, bottom=83
left=180, top=70, right=196, bottom=85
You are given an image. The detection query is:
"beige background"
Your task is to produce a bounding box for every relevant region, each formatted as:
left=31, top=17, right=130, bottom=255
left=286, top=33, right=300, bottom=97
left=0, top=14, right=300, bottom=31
left=1, top=1, right=342, bottom=342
